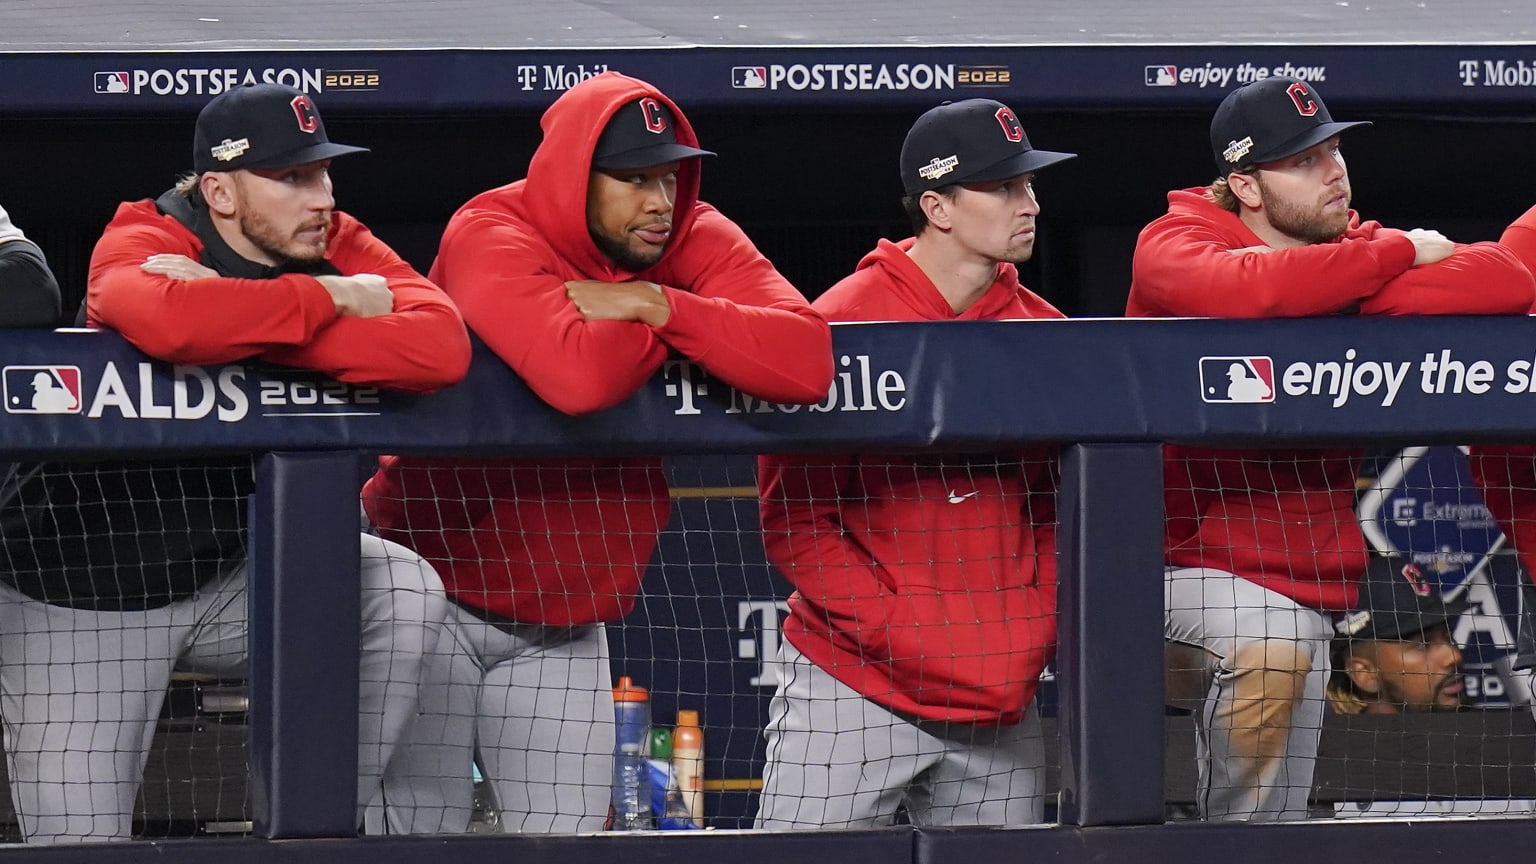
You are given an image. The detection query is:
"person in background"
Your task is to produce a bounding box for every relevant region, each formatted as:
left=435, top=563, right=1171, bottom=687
left=1327, top=559, right=1468, bottom=716
left=0, top=201, right=62, bottom=327
left=1328, top=559, right=1536, bottom=817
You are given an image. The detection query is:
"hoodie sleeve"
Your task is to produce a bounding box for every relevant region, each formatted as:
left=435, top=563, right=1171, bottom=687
left=758, top=453, right=892, bottom=637
left=650, top=205, right=834, bottom=404
left=1500, top=204, right=1536, bottom=313
left=259, top=215, right=472, bottom=393
left=433, top=209, right=671, bottom=415
left=87, top=201, right=340, bottom=363
left=1358, top=240, right=1535, bottom=315
left=1502, top=204, right=1536, bottom=266
left=1129, top=207, right=1417, bottom=317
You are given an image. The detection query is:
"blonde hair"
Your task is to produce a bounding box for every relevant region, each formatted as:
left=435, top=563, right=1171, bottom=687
left=1325, top=669, right=1368, bottom=715
left=1326, top=640, right=1374, bottom=715
left=1210, top=177, right=1241, bottom=214
left=173, top=172, right=202, bottom=196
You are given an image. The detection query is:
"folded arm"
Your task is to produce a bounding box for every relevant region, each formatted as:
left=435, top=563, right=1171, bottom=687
left=87, top=214, right=339, bottom=363
left=260, top=217, right=471, bottom=393
left=435, top=213, right=669, bottom=414
left=1132, top=215, right=1416, bottom=317
left=651, top=207, right=833, bottom=404
left=1360, top=241, right=1535, bottom=315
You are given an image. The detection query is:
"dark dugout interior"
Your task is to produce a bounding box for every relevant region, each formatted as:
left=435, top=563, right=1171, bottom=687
left=6, top=105, right=1535, bottom=321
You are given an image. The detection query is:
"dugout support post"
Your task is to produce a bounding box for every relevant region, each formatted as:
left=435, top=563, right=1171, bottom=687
left=249, top=452, right=364, bottom=839
left=1056, top=443, right=1166, bottom=826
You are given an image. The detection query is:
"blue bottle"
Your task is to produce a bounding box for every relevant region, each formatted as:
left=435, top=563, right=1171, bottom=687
left=610, top=676, right=652, bottom=830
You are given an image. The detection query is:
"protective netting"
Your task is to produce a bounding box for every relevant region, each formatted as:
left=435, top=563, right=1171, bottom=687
left=0, top=457, right=445, bottom=842
left=4, top=444, right=1536, bottom=839
left=1162, top=445, right=1536, bottom=821
left=359, top=451, right=1062, bottom=831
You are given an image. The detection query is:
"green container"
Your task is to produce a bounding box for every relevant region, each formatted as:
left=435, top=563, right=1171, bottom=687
left=649, top=725, right=673, bottom=759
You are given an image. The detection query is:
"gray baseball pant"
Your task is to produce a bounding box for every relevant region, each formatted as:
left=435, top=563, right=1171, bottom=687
left=0, top=533, right=447, bottom=843
left=1163, top=566, right=1332, bottom=822
left=754, top=639, right=1046, bottom=829
left=369, top=609, right=612, bottom=834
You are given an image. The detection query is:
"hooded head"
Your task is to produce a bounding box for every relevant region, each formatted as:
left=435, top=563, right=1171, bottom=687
left=523, top=72, right=712, bottom=278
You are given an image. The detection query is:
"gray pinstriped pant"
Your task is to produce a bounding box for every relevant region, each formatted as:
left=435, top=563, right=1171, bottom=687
left=754, top=639, right=1046, bottom=829
left=0, top=534, right=447, bottom=843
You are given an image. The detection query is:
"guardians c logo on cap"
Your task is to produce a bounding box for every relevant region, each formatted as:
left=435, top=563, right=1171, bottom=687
left=1208, top=77, right=1370, bottom=175
left=591, top=97, right=715, bottom=171
left=899, top=99, right=1076, bottom=196
left=192, top=83, right=369, bottom=174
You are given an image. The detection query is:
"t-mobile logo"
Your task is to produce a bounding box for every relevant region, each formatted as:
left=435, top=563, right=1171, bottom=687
left=737, top=600, right=790, bottom=687
left=664, top=359, right=709, bottom=415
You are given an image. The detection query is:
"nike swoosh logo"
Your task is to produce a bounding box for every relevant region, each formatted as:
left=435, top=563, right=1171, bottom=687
left=948, top=490, right=979, bottom=504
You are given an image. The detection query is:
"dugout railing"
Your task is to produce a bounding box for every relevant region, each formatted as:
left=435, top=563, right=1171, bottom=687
left=2, top=318, right=1536, bottom=862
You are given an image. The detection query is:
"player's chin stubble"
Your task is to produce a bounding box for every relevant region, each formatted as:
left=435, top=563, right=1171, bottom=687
left=591, top=227, right=665, bottom=272
left=240, top=212, right=328, bottom=268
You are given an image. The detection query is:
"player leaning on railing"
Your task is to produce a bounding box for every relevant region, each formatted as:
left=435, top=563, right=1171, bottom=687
left=0, top=83, right=470, bottom=844
left=1128, top=76, right=1535, bottom=822
left=362, top=71, right=832, bottom=834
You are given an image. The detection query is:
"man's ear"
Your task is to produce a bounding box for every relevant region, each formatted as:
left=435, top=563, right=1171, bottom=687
left=1226, top=171, right=1264, bottom=211
left=920, top=190, right=952, bottom=231
left=1345, top=654, right=1382, bottom=697
left=200, top=172, right=238, bottom=217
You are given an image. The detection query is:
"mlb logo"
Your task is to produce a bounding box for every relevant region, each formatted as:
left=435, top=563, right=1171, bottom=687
left=1145, top=65, right=1178, bottom=87
left=3, top=366, right=83, bottom=415
left=94, top=71, right=130, bottom=94
left=1199, top=356, right=1275, bottom=404
left=731, top=66, right=768, bottom=89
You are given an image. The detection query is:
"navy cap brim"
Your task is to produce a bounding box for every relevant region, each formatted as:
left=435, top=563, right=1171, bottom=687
left=1371, top=602, right=1464, bottom=641
left=239, top=141, right=370, bottom=171
left=593, top=142, right=716, bottom=171
left=1336, top=592, right=1469, bottom=643
left=1240, top=119, right=1370, bottom=170
left=958, top=148, right=1077, bottom=186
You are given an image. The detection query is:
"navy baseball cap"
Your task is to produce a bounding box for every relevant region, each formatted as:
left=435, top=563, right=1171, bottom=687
left=900, top=99, right=1076, bottom=196
left=1209, top=78, right=1370, bottom=175
left=1334, top=556, right=1469, bottom=643
left=592, top=97, right=715, bottom=171
left=193, top=83, right=368, bottom=173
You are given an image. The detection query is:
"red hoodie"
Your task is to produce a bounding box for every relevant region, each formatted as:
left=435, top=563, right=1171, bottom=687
left=1468, top=203, right=1536, bottom=582
left=88, top=201, right=470, bottom=392
left=363, top=72, right=833, bottom=626
left=1130, top=188, right=1534, bottom=610
left=758, top=238, right=1061, bottom=724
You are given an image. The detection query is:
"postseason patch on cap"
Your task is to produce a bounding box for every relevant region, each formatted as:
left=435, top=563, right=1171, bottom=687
left=1335, top=609, right=1372, bottom=636
left=918, top=155, right=959, bottom=182
left=210, top=137, right=251, bottom=163
left=1222, top=136, right=1254, bottom=165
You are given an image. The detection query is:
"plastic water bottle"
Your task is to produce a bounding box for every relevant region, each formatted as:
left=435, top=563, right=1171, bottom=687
left=610, top=676, right=652, bottom=830
left=649, top=725, right=697, bottom=829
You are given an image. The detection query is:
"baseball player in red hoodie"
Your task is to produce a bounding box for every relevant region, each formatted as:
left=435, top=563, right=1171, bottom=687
left=1128, top=77, right=1534, bottom=821
left=363, top=72, right=833, bottom=833
left=753, top=99, right=1071, bottom=828
left=0, top=83, right=470, bottom=843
